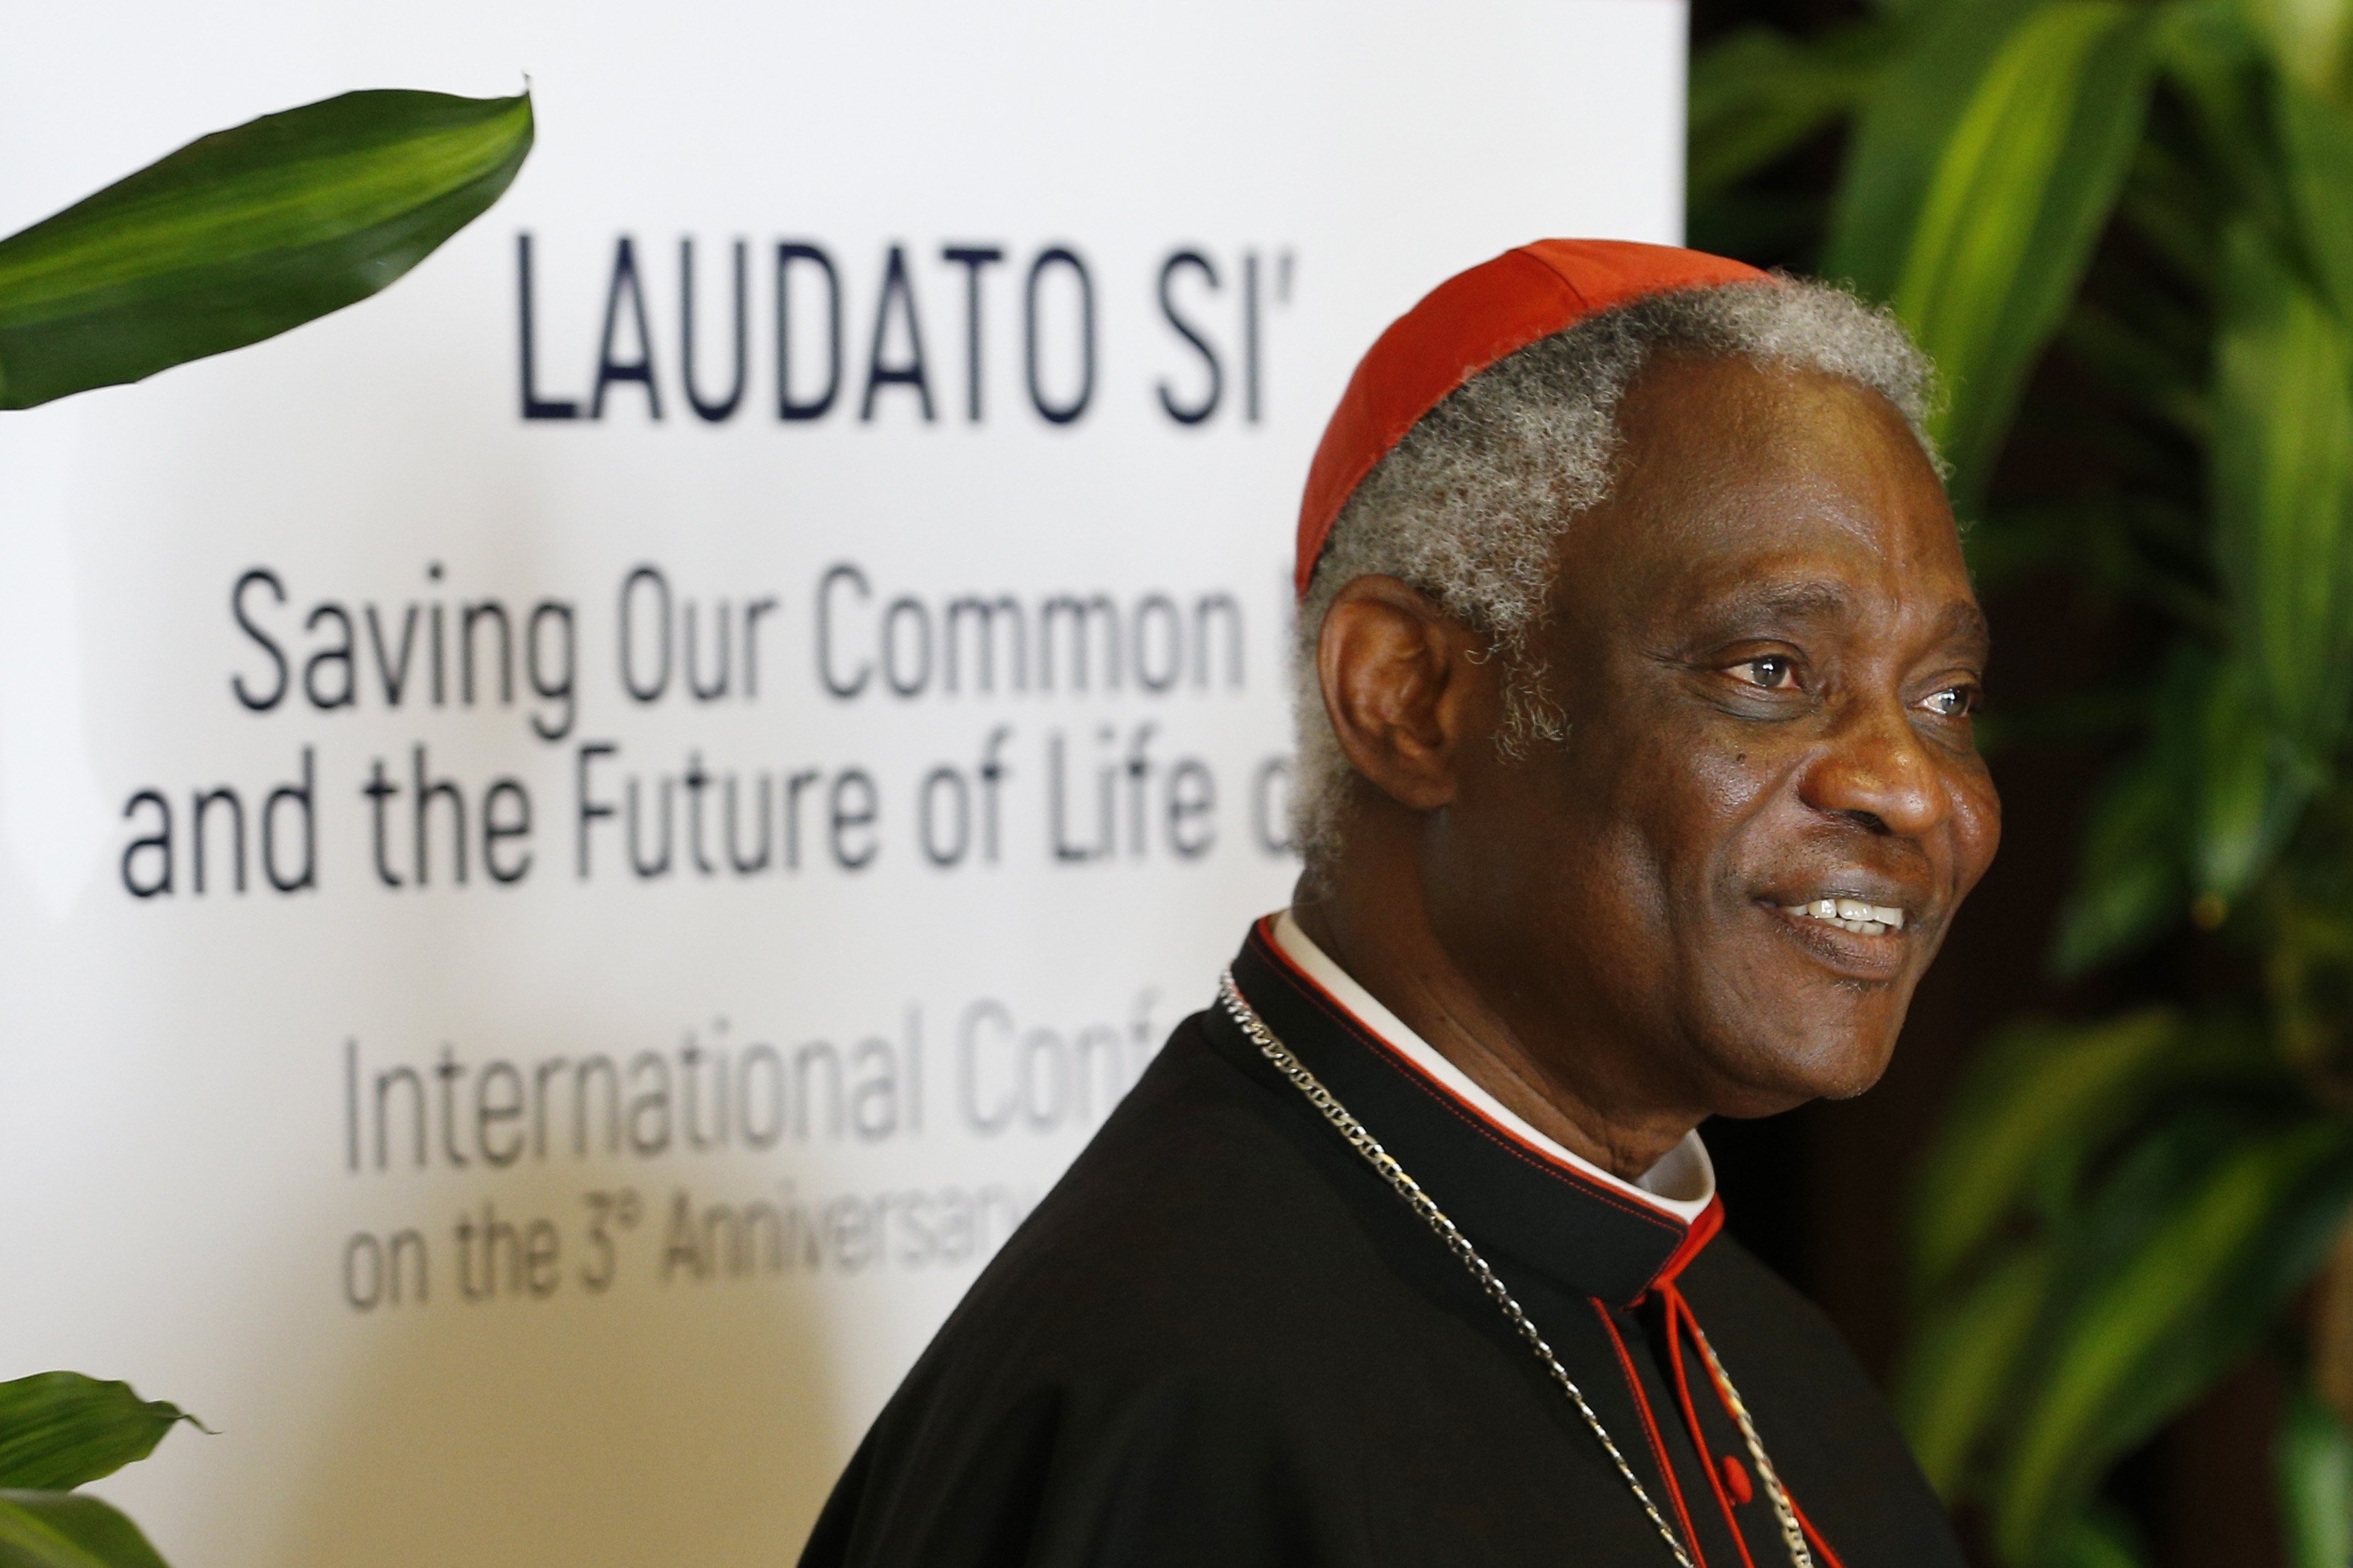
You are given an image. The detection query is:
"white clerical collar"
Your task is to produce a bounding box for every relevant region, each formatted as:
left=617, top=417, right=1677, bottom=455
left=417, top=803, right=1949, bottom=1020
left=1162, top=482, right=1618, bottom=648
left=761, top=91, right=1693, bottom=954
left=1271, top=910, right=1716, bottom=1224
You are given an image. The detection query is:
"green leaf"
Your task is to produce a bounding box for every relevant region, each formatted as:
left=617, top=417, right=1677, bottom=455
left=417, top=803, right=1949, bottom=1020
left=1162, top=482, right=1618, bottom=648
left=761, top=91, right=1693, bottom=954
left=2045, top=1505, right=2150, bottom=1568
left=2214, top=220, right=2353, bottom=764
left=0, top=88, right=533, bottom=410
left=1898, top=1240, right=2054, bottom=1495
left=2278, top=1382, right=2353, bottom=1568
left=0, top=1376, right=197, bottom=1491
left=1912, top=1010, right=2186, bottom=1294
left=2189, top=656, right=2308, bottom=902
left=0, top=1492, right=169, bottom=1568
left=2245, top=0, right=2353, bottom=102
left=2052, top=649, right=2306, bottom=972
left=1887, top=2, right=2162, bottom=507
left=2153, top=2, right=2294, bottom=250
left=2274, top=79, right=2353, bottom=323
left=1823, top=0, right=2051, bottom=296
left=1688, top=23, right=1892, bottom=205
left=2052, top=749, right=2187, bottom=976
left=1991, top=1113, right=2353, bottom=1563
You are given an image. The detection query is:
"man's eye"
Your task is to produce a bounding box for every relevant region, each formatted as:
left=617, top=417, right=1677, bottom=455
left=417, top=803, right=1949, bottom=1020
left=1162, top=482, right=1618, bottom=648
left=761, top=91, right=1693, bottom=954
left=1733, top=656, right=1798, bottom=690
left=1923, top=685, right=1979, bottom=718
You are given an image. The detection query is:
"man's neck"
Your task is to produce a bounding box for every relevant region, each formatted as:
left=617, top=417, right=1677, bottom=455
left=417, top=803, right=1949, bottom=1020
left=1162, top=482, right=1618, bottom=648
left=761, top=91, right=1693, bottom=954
left=1289, top=867, right=1701, bottom=1183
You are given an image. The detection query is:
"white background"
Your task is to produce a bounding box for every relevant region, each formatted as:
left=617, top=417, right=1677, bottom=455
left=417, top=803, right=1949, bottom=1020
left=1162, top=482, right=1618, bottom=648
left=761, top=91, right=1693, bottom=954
left=0, top=4, right=1685, bottom=1562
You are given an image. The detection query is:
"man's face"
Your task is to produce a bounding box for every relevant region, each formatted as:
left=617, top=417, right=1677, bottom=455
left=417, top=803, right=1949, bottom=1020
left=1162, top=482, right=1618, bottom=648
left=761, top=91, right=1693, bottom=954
left=1428, top=354, right=2000, bottom=1117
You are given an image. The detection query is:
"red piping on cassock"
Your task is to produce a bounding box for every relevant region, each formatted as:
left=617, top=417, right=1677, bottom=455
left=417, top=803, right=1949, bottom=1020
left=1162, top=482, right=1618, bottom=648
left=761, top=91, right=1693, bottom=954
left=1659, top=1283, right=1760, bottom=1568
left=1593, top=1299, right=1711, bottom=1568
left=1640, top=1205, right=1846, bottom=1568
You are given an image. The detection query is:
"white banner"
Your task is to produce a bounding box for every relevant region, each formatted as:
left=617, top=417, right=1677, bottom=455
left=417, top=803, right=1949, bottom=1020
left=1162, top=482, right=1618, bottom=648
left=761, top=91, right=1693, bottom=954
left=0, top=4, right=1684, bottom=1562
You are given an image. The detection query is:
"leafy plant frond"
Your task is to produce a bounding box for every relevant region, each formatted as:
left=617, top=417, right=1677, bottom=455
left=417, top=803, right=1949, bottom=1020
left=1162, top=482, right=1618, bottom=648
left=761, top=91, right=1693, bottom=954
left=1888, top=2, right=2163, bottom=509
left=1900, top=1238, right=2057, bottom=1495
left=1911, top=1009, right=2191, bottom=1294
left=1991, top=1111, right=2353, bottom=1561
left=0, top=1492, right=170, bottom=1568
left=2214, top=221, right=2353, bottom=767
left=1688, top=21, right=1895, bottom=206
left=0, top=1376, right=201, bottom=1493
left=2277, top=1383, right=2353, bottom=1568
left=0, top=88, right=533, bottom=410
left=1823, top=0, right=2057, bottom=296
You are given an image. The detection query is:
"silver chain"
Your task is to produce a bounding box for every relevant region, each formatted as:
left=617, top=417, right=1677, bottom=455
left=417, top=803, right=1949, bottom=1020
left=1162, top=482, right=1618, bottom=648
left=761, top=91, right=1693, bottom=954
left=1218, top=969, right=1814, bottom=1568
left=1688, top=1319, right=1814, bottom=1568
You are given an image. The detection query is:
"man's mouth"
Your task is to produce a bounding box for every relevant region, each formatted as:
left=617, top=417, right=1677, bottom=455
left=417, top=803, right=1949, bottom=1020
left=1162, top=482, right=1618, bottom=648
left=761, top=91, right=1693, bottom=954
left=1755, top=888, right=1921, bottom=983
left=1779, top=897, right=1907, bottom=936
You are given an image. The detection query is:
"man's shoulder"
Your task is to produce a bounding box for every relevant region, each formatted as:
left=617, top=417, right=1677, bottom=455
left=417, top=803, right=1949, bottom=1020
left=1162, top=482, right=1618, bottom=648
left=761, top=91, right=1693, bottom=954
left=801, top=1011, right=1671, bottom=1568
left=936, top=1007, right=1415, bottom=1376
left=794, top=1011, right=1438, bottom=1567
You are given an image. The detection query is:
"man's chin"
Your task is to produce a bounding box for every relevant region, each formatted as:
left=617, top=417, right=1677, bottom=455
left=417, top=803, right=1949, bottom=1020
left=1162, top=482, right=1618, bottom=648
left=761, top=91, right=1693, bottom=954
left=1698, top=930, right=1920, bottom=1097
left=1699, top=1012, right=1906, bottom=1115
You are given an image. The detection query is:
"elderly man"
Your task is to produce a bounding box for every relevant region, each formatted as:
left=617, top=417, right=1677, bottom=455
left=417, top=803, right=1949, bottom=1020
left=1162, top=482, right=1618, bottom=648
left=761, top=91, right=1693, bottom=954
left=800, top=240, right=1999, bottom=1568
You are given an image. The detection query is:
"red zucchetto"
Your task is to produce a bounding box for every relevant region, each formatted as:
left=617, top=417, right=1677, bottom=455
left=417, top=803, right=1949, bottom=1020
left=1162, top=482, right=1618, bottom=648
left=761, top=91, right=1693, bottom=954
left=1295, top=239, right=1770, bottom=598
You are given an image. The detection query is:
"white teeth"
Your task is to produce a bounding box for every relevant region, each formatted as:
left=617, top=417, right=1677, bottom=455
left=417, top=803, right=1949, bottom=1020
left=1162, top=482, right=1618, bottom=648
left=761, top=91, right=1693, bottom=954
left=1783, top=899, right=1908, bottom=934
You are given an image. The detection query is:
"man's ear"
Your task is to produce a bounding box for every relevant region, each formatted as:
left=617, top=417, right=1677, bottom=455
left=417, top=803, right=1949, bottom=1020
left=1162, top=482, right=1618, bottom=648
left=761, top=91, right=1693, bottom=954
left=1315, top=575, right=1496, bottom=813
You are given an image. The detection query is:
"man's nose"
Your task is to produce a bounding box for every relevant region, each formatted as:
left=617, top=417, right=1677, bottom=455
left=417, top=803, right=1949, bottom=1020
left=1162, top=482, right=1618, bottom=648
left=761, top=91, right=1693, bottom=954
left=1797, top=695, right=1949, bottom=837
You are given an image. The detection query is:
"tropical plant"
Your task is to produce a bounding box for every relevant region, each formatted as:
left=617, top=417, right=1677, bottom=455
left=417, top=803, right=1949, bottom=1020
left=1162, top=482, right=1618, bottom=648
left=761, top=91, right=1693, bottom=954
left=0, top=1374, right=204, bottom=1568
left=0, top=84, right=533, bottom=1565
left=1694, top=1, right=2353, bottom=1564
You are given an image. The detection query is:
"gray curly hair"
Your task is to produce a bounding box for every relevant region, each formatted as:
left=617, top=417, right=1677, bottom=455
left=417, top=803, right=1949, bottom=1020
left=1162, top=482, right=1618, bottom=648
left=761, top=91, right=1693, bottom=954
left=1290, top=277, right=1941, bottom=867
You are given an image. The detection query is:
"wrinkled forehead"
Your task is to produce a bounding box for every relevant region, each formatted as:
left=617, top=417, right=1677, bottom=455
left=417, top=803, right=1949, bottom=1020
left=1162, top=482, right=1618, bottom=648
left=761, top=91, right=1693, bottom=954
left=1558, top=357, right=1975, bottom=639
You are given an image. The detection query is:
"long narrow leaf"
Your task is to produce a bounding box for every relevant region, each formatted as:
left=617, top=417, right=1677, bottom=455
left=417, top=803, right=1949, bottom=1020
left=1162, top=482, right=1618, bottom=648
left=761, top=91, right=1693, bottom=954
left=1890, top=2, right=2161, bottom=507
left=1689, top=23, right=1892, bottom=206
left=2245, top=0, right=2353, bottom=100
left=2214, top=220, right=2353, bottom=764
left=2052, top=741, right=2189, bottom=976
left=2190, top=654, right=2308, bottom=900
left=1822, top=0, right=2051, bottom=296
left=1898, top=1241, right=2054, bottom=1495
left=2274, top=78, right=2353, bottom=322
left=2051, top=646, right=2306, bottom=971
left=1911, top=1010, right=2184, bottom=1294
left=1992, top=1115, right=2353, bottom=1563
left=0, top=88, right=532, bottom=409
left=2154, top=3, right=2295, bottom=256
left=2278, top=1383, right=2353, bottom=1568
left=2046, top=1507, right=2150, bottom=1568
left=0, top=1377, right=195, bottom=1492
left=0, top=1492, right=168, bottom=1568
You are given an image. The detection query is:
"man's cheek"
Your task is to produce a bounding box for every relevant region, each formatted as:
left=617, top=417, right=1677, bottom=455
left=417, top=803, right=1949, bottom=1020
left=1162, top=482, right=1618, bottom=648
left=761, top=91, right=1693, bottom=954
left=1665, top=735, right=1788, bottom=822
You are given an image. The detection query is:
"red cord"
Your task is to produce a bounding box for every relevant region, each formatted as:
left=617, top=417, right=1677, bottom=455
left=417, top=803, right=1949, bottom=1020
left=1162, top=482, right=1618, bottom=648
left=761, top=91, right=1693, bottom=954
left=1658, top=1284, right=1759, bottom=1568
left=1592, top=1297, right=1710, bottom=1568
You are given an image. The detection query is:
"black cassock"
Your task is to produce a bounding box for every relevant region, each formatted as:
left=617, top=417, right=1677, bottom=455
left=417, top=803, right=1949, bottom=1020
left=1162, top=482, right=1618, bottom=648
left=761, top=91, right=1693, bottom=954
left=800, top=920, right=1964, bottom=1568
